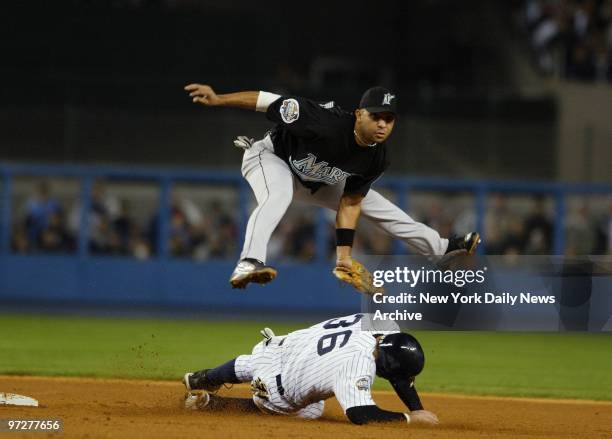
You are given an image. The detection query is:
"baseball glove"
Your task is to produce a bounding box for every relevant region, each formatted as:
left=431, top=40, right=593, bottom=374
left=333, top=259, right=384, bottom=296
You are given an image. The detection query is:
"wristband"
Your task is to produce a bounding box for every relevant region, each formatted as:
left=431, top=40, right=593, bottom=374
left=336, top=228, right=355, bottom=247
left=403, top=413, right=411, bottom=424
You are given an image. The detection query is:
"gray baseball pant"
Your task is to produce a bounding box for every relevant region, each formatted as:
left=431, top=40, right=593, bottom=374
left=239, top=136, right=448, bottom=263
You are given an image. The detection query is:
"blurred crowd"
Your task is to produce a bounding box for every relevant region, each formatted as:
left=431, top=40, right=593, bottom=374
left=10, top=181, right=239, bottom=260
left=11, top=182, right=76, bottom=254
left=9, top=181, right=612, bottom=259
left=517, top=0, right=612, bottom=81
left=424, top=193, right=612, bottom=255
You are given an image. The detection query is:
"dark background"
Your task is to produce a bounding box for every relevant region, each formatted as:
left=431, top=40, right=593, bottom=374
left=2, top=0, right=568, bottom=179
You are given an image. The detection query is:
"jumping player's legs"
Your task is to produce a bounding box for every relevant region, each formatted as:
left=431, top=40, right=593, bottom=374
left=360, top=189, right=448, bottom=255
left=239, top=136, right=294, bottom=263
left=294, top=184, right=448, bottom=255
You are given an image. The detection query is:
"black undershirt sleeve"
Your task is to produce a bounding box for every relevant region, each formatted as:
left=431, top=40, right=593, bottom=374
left=345, top=405, right=406, bottom=425
left=391, top=380, right=424, bottom=411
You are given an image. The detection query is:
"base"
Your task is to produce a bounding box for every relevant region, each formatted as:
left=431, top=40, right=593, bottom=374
left=0, top=393, right=39, bottom=407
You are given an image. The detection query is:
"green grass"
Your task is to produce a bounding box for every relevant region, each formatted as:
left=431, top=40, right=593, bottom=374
left=1, top=314, right=611, bottom=400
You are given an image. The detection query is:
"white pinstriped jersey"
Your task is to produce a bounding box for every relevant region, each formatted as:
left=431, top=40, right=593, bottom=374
left=278, top=313, right=398, bottom=412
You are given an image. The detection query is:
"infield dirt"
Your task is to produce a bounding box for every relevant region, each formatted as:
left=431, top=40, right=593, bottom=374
left=1, top=376, right=611, bottom=438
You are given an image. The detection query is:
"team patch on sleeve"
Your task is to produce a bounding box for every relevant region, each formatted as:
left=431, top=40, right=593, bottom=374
left=355, top=377, right=370, bottom=391
left=280, top=98, right=300, bottom=123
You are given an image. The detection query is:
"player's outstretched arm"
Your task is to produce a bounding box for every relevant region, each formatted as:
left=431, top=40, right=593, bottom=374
left=345, top=405, right=439, bottom=425
left=184, top=83, right=259, bottom=110
left=332, top=193, right=384, bottom=294
left=335, top=193, right=363, bottom=268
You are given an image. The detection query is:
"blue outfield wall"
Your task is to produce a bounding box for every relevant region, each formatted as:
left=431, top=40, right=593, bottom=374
left=1, top=161, right=611, bottom=314
left=0, top=255, right=361, bottom=314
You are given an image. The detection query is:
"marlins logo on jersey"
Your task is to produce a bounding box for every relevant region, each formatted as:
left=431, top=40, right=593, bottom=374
left=290, top=153, right=352, bottom=185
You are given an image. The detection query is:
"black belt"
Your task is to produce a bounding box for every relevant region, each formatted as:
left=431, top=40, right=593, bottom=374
left=275, top=374, right=285, bottom=396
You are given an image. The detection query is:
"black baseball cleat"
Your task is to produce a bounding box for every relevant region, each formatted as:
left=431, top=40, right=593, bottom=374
left=229, top=258, right=277, bottom=289
left=183, top=370, right=222, bottom=393
left=445, top=232, right=481, bottom=255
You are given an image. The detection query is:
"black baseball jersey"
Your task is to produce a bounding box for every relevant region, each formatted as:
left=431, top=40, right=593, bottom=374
left=266, top=96, right=389, bottom=196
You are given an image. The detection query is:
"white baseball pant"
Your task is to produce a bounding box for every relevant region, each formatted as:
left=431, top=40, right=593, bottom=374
left=234, top=339, right=325, bottom=419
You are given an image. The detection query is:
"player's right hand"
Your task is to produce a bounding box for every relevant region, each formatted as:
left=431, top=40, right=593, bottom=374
left=335, top=255, right=353, bottom=270
left=409, top=410, right=439, bottom=425
left=184, top=83, right=222, bottom=106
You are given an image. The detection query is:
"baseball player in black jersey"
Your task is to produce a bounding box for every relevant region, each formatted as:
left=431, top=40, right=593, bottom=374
left=182, top=313, right=439, bottom=426
left=185, top=83, right=480, bottom=289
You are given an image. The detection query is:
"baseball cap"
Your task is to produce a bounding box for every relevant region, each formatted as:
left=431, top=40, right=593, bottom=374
left=359, top=86, right=397, bottom=115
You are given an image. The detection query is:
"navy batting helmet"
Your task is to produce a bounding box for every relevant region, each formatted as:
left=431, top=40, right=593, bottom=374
left=375, top=332, right=425, bottom=381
